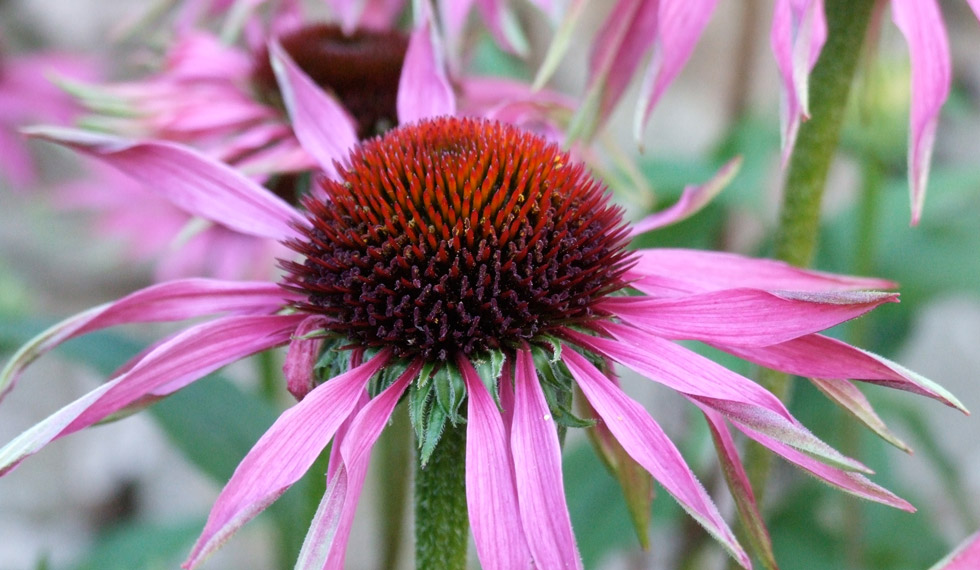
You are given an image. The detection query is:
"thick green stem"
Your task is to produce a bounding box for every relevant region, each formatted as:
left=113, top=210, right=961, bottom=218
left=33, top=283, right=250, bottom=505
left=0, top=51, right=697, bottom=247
left=414, top=425, right=468, bottom=570
left=377, top=404, right=412, bottom=570
left=745, top=0, right=877, bottom=520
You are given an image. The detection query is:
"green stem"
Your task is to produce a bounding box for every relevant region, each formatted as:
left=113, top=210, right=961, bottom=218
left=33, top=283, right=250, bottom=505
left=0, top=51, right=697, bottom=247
left=415, top=425, right=468, bottom=570
left=744, top=0, right=878, bottom=528
left=377, top=404, right=412, bottom=570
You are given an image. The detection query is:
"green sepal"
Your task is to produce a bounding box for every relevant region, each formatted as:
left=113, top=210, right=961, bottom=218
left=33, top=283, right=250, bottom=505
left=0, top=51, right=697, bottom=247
left=433, top=363, right=466, bottom=423
left=313, top=336, right=352, bottom=383
left=470, top=349, right=506, bottom=407
left=418, top=404, right=449, bottom=467
left=409, top=382, right=433, bottom=442
left=532, top=345, right=595, bottom=431
left=371, top=357, right=411, bottom=397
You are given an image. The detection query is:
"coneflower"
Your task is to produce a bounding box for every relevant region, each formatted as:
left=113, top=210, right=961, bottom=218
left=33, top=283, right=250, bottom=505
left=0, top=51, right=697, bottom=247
left=3, top=116, right=963, bottom=569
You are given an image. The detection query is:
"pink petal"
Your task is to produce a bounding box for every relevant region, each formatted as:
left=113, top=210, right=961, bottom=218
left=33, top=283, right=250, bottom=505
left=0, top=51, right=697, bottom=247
left=809, top=377, right=912, bottom=452
left=397, top=9, right=457, bottom=124
left=625, top=248, right=896, bottom=297
left=932, top=531, right=980, bottom=570
left=0, top=127, right=38, bottom=188
left=24, top=127, right=305, bottom=240
left=737, top=421, right=913, bottom=510
left=891, top=0, right=951, bottom=225
left=629, top=157, right=739, bottom=236
left=1, top=279, right=298, bottom=400
left=563, top=348, right=749, bottom=568
left=313, top=361, right=419, bottom=569
left=700, top=408, right=776, bottom=570
left=634, top=0, right=719, bottom=140
left=283, top=316, right=331, bottom=400
left=569, top=323, right=868, bottom=472
left=459, top=356, right=532, bottom=570
left=719, top=334, right=966, bottom=412
left=588, top=0, right=660, bottom=125
left=770, top=0, right=827, bottom=164
left=269, top=41, right=359, bottom=177
left=511, top=348, right=582, bottom=569
left=0, top=314, right=305, bottom=477
left=183, top=349, right=391, bottom=569
left=599, top=289, right=897, bottom=347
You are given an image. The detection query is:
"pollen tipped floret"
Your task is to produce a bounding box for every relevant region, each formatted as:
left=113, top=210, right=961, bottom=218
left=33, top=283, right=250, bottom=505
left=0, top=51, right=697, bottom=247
left=252, top=24, right=408, bottom=139
left=282, top=117, right=634, bottom=361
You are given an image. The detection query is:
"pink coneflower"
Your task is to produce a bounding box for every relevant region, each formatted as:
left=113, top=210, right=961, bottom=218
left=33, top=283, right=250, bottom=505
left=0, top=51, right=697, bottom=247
left=575, top=0, right=980, bottom=225
left=3, top=116, right=964, bottom=568
left=0, top=42, right=96, bottom=189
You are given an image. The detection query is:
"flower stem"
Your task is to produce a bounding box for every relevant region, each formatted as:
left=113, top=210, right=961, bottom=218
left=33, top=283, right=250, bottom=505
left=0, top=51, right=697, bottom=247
left=414, top=425, right=468, bottom=570
left=746, top=0, right=878, bottom=512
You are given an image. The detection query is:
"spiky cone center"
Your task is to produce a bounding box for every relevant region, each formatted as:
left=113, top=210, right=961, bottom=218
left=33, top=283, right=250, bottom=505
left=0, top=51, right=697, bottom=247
left=252, top=23, right=408, bottom=139
left=282, top=117, right=634, bottom=362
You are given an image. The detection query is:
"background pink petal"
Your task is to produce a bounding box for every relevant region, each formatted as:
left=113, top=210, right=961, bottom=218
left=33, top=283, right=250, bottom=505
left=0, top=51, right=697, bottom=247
left=891, top=0, right=951, bottom=225
left=931, top=531, right=980, bottom=570
left=397, top=10, right=457, bottom=124
left=270, top=41, right=358, bottom=178
left=629, top=157, right=739, bottom=235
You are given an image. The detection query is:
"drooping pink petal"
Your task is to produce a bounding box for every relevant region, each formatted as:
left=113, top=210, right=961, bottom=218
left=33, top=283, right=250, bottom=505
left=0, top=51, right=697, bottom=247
left=736, top=421, right=913, bottom=510
left=771, top=0, right=827, bottom=164
left=634, top=0, right=719, bottom=141
left=183, top=349, right=391, bottom=569
left=625, top=248, right=896, bottom=297
left=968, top=0, right=980, bottom=21
left=568, top=324, right=869, bottom=472
left=629, top=157, right=739, bottom=236
left=511, top=348, right=582, bottom=569
left=0, top=313, right=305, bottom=477
left=809, top=377, right=912, bottom=452
left=0, top=126, right=37, bottom=188
left=700, top=408, right=777, bottom=570
left=931, top=531, right=980, bottom=570
left=587, top=0, right=660, bottom=126
left=562, top=348, right=750, bottom=568
left=599, top=289, right=897, bottom=347
left=718, top=334, right=966, bottom=412
left=283, top=315, right=332, bottom=400
left=0, top=279, right=299, bottom=399
left=459, top=356, right=532, bottom=570
left=891, top=0, right=951, bottom=225
left=269, top=41, right=359, bottom=177
left=397, top=8, right=457, bottom=124
left=330, top=0, right=405, bottom=35
left=315, top=361, right=420, bottom=569
left=24, top=127, right=305, bottom=240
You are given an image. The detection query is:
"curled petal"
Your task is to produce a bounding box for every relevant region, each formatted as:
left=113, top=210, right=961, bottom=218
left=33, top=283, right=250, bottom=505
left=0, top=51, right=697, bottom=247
left=283, top=315, right=331, bottom=401
left=629, top=157, right=739, bottom=236
left=511, top=348, right=582, bottom=569
left=397, top=8, right=457, bottom=123
left=1, top=279, right=298, bottom=399
left=891, top=0, right=951, bottom=225
left=24, top=127, right=305, bottom=239
left=459, top=356, right=531, bottom=570
left=625, top=248, right=896, bottom=296
left=563, top=348, right=749, bottom=568
left=269, top=41, right=358, bottom=178
left=183, top=349, right=391, bottom=569
left=771, top=0, right=827, bottom=164
left=0, top=314, right=305, bottom=477
left=599, top=289, right=897, bottom=347
left=700, top=408, right=777, bottom=570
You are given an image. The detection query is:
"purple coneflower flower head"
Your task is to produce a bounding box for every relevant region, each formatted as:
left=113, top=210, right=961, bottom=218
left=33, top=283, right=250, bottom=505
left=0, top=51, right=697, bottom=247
left=574, top=0, right=980, bottom=225
left=4, top=115, right=965, bottom=568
